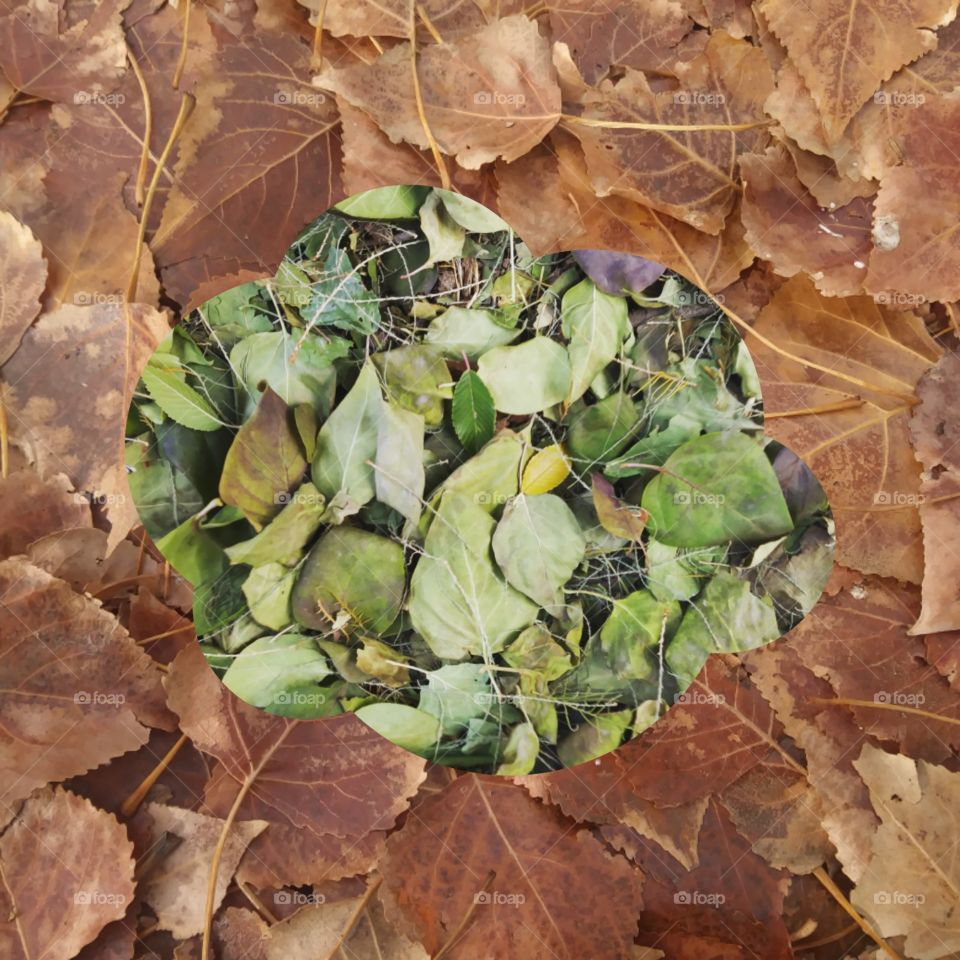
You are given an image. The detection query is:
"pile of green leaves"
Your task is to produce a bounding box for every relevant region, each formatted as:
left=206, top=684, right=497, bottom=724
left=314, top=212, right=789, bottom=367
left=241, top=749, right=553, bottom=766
left=126, top=186, right=834, bottom=774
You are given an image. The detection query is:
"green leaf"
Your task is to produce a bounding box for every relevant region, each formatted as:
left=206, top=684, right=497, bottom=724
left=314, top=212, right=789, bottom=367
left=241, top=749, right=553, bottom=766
left=201, top=282, right=273, bottom=347
left=418, top=663, right=492, bottom=736
left=372, top=344, right=452, bottom=428
left=600, top=590, right=681, bottom=680
left=591, top=473, right=648, bottom=541
left=224, top=481, right=326, bottom=567
left=229, top=330, right=347, bottom=420
left=556, top=709, right=632, bottom=767
left=491, top=494, right=586, bottom=609
left=648, top=357, right=758, bottom=434
left=375, top=402, right=426, bottom=525
left=155, top=516, right=228, bottom=588
left=141, top=361, right=221, bottom=432
left=222, top=633, right=335, bottom=718
left=408, top=492, right=539, bottom=659
left=192, top=566, right=249, bottom=637
left=291, top=526, right=405, bottom=633
left=424, top=306, right=520, bottom=359
left=641, top=432, right=794, bottom=548
left=496, top=722, right=540, bottom=776
left=311, top=363, right=382, bottom=519
left=334, top=185, right=429, bottom=219
left=304, top=243, right=381, bottom=335
left=355, top=703, right=442, bottom=755
left=560, top=278, right=629, bottom=404
left=219, top=387, right=308, bottom=528
left=451, top=371, right=495, bottom=454
left=667, top=572, right=780, bottom=691
left=566, top=391, right=639, bottom=466
left=355, top=638, right=410, bottom=688
left=436, top=190, right=510, bottom=233
left=125, top=450, right=203, bottom=541
left=476, top=337, right=571, bottom=415
left=241, top=562, right=296, bottom=631
left=603, top=414, right=701, bottom=480
left=419, top=190, right=466, bottom=265
left=503, top=624, right=573, bottom=682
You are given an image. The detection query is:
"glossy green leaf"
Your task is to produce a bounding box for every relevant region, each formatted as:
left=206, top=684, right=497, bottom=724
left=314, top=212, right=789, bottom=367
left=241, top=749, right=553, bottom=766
left=355, top=703, right=442, bottom=755
left=451, top=371, right=495, bottom=454
left=334, top=185, right=429, bottom=219
left=219, top=387, right=307, bottom=528
left=492, top=494, right=586, bottom=609
left=291, top=526, right=405, bottom=633
left=560, top=278, right=629, bottom=404
left=408, top=492, right=539, bottom=659
left=437, top=190, right=510, bottom=233
left=641, top=432, right=794, bottom=548
left=477, top=337, right=571, bottom=415
left=141, top=361, right=221, bottom=432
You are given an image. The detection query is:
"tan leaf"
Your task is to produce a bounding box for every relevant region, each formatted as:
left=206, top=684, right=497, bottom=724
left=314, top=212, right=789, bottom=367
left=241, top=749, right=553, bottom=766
left=298, top=0, right=510, bottom=38
left=567, top=32, right=773, bottom=233
left=909, top=352, right=960, bottom=634
left=740, top=144, right=873, bottom=296
left=0, top=300, right=169, bottom=550
left=0, top=211, right=45, bottom=366
left=0, top=558, right=173, bottom=814
left=748, top=274, right=941, bottom=582
left=381, top=777, right=644, bottom=958
left=316, top=15, right=561, bottom=169
left=213, top=908, right=270, bottom=960
left=0, top=469, right=90, bottom=560
left=140, top=803, right=268, bottom=939
left=757, top=0, right=955, bottom=142
left=782, top=140, right=878, bottom=210
left=0, top=0, right=132, bottom=103
left=851, top=744, right=960, bottom=958
left=0, top=787, right=135, bottom=960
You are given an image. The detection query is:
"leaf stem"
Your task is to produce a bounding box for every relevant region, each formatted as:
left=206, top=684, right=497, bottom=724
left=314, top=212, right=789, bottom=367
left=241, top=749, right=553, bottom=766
left=433, top=869, right=495, bottom=958
left=322, top=874, right=383, bottom=960
left=409, top=5, right=450, bottom=189
left=120, top=733, right=189, bottom=817
left=561, top=114, right=773, bottom=133
left=126, top=46, right=153, bottom=207
left=810, top=697, right=960, bottom=726
left=173, top=0, right=192, bottom=90
left=812, top=867, right=902, bottom=960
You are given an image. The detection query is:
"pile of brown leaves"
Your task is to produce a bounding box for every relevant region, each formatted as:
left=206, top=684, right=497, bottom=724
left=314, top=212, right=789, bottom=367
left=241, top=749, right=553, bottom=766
left=1, top=1, right=959, bottom=958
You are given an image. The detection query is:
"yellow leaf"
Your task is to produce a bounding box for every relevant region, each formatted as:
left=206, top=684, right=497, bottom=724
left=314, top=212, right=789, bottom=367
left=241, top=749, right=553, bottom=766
left=521, top=444, right=570, bottom=495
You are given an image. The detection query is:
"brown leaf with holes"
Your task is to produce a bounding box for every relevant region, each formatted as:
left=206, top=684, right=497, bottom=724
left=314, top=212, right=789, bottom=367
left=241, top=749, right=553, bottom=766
left=381, top=776, right=644, bottom=959
left=747, top=274, right=941, bottom=582
left=0, top=0, right=132, bottom=103
left=140, top=803, right=268, bottom=939
left=0, top=210, right=45, bottom=366
left=758, top=0, right=954, bottom=143
left=0, top=558, right=173, bottom=815
left=315, top=15, right=561, bottom=169
left=851, top=744, right=960, bottom=958
left=0, top=300, right=169, bottom=549
left=0, top=787, right=135, bottom=960
left=567, top=32, right=773, bottom=233
left=740, top=144, right=873, bottom=296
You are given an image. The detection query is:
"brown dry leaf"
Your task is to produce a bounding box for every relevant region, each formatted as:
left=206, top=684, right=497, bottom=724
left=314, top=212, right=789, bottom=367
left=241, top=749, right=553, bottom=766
left=0, top=210, right=45, bottom=366
left=548, top=0, right=698, bottom=84
left=748, top=274, right=941, bottom=582
left=782, top=140, right=878, bottom=210
left=315, top=15, right=561, bottom=169
left=740, top=144, right=874, bottom=297
left=0, top=787, right=135, bottom=960
left=744, top=640, right=881, bottom=884
left=381, top=776, right=644, bottom=959
left=757, top=0, right=955, bottom=143
left=0, top=103, right=52, bottom=221
left=166, top=643, right=425, bottom=842
left=851, top=743, right=960, bottom=958
left=0, top=469, right=90, bottom=558
left=152, top=32, right=342, bottom=305
left=299, top=0, right=509, bottom=38
left=0, top=0, right=132, bottom=103
left=266, top=886, right=427, bottom=960
left=866, top=95, right=960, bottom=303
left=25, top=527, right=110, bottom=590
left=497, top=132, right=754, bottom=292
left=909, top=352, right=960, bottom=634
left=0, top=558, right=173, bottom=813
left=614, top=799, right=793, bottom=959
left=212, top=908, right=270, bottom=960
left=566, top=32, right=773, bottom=233
left=140, top=803, right=268, bottom=939
left=0, top=300, right=169, bottom=549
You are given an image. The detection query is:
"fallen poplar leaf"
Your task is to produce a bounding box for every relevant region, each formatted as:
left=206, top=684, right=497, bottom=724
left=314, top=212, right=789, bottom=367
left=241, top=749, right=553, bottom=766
left=0, top=210, right=45, bottom=365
